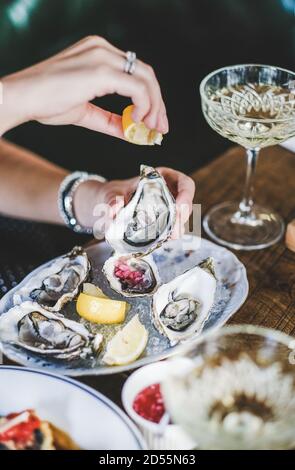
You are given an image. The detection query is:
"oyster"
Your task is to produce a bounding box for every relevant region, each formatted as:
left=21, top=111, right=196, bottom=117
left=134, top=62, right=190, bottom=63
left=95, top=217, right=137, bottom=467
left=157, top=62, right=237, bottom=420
left=13, top=247, right=90, bottom=311
left=0, top=301, right=102, bottom=360
left=103, top=254, right=160, bottom=297
left=105, top=165, right=176, bottom=256
left=152, top=258, right=217, bottom=345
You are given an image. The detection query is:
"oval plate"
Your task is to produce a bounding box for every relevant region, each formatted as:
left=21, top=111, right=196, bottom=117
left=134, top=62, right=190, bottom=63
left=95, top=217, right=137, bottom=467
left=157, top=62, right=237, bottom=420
left=0, top=236, right=248, bottom=376
left=0, top=366, right=145, bottom=449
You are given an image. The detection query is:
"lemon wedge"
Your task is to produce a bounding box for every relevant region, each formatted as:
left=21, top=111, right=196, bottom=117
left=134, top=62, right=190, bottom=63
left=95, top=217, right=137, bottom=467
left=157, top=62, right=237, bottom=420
left=102, top=315, right=148, bottom=366
left=83, top=282, right=108, bottom=299
left=122, top=105, right=163, bottom=145
left=76, top=292, right=127, bottom=324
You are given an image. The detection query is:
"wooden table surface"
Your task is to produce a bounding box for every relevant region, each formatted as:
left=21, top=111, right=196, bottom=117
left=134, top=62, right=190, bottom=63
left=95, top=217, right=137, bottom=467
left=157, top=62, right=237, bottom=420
left=4, top=145, right=295, bottom=406
left=194, top=145, right=295, bottom=335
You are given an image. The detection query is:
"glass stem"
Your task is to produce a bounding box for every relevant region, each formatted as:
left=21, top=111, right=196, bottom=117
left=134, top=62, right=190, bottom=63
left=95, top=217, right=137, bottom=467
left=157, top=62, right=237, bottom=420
left=239, top=147, right=260, bottom=215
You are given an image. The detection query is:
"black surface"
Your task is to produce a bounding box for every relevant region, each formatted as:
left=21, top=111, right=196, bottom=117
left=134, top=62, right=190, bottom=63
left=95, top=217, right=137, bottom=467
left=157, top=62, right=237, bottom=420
left=0, top=216, right=91, bottom=296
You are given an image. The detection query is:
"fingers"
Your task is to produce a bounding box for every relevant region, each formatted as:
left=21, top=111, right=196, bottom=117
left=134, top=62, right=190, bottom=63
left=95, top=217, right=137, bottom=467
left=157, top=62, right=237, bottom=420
left=132, top=61, right=168, bottom=133
left=75, top=103, right=124, bottom=139
left=157, top=105, right=169, bottom=134
left=99, top=69, right=152, bottom=123
left=92, top=52, right=167, bottom=133
left=175, top=173, right=196, bottom=216
left=157, top=167, right=195, bottom=211
left=46, top=35, right=168, bottom=135
left=57, top=35, right=125, bottom=60
left=95, top=168, right=194, bottom=243
left=171, top=220, right=186, bottom=240
left=174, top=173, right=195, bottom=239
left=78, top=41, right=168, bottom=133
left=157, top=167, right=196, bottom=239
left=80, top=35, right=125, bottom=56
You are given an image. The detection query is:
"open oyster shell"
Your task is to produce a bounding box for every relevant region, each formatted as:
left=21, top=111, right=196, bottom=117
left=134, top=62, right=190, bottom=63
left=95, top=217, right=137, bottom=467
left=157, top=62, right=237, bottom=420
left=13, top=247, right=90, bottom=312
left=0, top=301, right=102, bottom=360
left=152, top=258, right=217, bottom=345
left=103, top=165, right=176, bottom=297
left=105, top=165, right=176, bottom=257
left=103, top=253, right=160, bottom=297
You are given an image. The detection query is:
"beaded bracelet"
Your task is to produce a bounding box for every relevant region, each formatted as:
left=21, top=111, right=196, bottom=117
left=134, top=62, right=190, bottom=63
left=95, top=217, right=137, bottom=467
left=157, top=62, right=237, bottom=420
left=58, top=171, right=106, bottom=234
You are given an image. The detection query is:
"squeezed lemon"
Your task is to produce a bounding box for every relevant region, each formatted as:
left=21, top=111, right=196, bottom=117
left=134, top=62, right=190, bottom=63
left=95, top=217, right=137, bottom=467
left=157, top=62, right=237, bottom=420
left=122, top=105, right=163, bottom=145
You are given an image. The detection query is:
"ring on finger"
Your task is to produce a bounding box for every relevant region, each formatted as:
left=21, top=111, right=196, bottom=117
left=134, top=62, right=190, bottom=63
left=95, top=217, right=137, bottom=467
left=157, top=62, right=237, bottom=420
left=124, top=51, right=137, bottom=75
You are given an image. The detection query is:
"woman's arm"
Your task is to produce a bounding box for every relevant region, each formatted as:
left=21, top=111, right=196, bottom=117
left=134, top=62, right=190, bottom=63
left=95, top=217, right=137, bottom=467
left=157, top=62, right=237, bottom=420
left=0, top=139, right=195, bottom=236
left=0, top=36, right=168, bottom=138
left=0, top=139, right=67, bottom=223
left=0, top=36, right=194, bottom=232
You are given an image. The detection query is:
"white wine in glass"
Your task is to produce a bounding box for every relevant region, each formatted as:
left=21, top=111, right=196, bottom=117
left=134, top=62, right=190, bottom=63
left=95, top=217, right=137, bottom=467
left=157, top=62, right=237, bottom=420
left=162, top=326, right=295, bottom=449
left=200, top=65, right=295, bottom=250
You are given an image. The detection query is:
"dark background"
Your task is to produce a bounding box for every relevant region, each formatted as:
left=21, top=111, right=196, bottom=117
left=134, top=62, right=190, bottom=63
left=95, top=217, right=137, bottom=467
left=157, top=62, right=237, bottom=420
left=0, top=0, right=294, bottom=291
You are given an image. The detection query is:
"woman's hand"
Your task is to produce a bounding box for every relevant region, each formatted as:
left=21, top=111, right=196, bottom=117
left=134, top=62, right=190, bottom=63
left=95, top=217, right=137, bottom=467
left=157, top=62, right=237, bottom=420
left=0, top=36, right=168, bottom=137
left=74, top=168, right=195, bottom=239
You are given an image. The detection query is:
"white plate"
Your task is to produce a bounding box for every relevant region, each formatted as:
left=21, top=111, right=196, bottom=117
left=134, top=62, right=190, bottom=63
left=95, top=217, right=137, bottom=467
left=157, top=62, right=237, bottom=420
left=0, top=366, right=145, bottom=450
left=0, top=236, right=248, bottom=376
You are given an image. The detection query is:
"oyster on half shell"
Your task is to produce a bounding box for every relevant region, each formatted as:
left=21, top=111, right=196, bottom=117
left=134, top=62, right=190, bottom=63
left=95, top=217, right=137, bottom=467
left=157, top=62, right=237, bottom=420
left=103, top=254, right=160, bottom=297
left=105, top=165, right=176, bottom=257
left=0, top=301, right=102, bottom=360
left=13, top=247, right=90, bottom=312
left=152, top=258, right=217, bottom=345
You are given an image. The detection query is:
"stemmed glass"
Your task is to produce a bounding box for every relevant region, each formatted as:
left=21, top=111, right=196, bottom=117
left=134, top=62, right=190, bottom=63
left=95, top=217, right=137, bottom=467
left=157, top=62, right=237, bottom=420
left=200, top=64, right=295, bottom=250
left=162, top=325, right=295, bottom=450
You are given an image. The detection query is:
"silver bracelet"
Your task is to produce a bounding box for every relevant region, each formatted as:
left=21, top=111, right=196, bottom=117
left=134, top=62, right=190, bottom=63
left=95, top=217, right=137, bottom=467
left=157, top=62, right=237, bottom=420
left=58, top=171, right=107, bottom=234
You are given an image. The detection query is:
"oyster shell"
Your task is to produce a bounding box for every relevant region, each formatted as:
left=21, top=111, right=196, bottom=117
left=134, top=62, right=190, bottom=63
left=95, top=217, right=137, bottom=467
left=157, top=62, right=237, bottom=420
left=13, top=247, right=90, bottom=312
left=103, top=254, right=160, bottom=297
left=0, top=301, right=102, bottom=360
left=105, top=165, right=176, bottom=256
left=152, top=258, right=217, bottom=345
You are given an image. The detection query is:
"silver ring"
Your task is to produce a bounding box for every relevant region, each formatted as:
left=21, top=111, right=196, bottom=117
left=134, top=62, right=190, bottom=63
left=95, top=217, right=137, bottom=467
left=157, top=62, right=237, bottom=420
left=124, top=51, right=137, bottom=75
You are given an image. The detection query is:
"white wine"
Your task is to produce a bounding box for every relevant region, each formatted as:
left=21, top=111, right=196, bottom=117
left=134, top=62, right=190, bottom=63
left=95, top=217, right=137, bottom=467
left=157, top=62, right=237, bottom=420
left=203, top=83, right=295, bottom=148
left=200, top=65, right=294, bottom=250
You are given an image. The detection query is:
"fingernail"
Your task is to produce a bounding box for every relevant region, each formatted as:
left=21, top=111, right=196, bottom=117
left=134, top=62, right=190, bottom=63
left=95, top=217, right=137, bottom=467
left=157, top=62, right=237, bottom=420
left=144, top=115, right=157, bottom=130
left=162, top=113, right=169, bottom=133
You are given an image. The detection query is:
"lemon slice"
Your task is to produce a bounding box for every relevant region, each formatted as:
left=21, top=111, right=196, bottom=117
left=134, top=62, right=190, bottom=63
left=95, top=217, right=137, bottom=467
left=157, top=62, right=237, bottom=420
left=102, top=315, right=148, bottom=365
left=76, top=292, right=127, bottom=324
left=122, top=105, right=163, bottom=145
left=83, top=282, right=108, bottom=299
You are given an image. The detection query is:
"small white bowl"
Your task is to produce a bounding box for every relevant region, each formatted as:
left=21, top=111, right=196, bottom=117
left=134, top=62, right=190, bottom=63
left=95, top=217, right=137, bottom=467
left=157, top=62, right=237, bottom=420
left=122, top=360, right=196, bottom=450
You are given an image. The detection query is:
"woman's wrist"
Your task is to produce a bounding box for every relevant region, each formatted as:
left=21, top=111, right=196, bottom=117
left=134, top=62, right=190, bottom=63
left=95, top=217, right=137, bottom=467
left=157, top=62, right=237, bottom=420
left=73, top=179, right=106, bottom=231
left=0, top=76, right=28, bottom=136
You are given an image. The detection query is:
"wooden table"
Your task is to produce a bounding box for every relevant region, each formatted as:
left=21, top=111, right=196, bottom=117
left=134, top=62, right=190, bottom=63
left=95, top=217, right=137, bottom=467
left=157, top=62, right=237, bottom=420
left=194, top=145, right=295, bottom=335
left=4, top=145, right=295, bottom=406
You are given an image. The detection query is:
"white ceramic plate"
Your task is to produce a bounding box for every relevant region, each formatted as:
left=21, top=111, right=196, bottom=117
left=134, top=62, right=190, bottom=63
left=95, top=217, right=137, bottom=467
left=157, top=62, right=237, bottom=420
left=0, top=366, right=145, bottom=450
left=0, top=236, right=248, bottom=375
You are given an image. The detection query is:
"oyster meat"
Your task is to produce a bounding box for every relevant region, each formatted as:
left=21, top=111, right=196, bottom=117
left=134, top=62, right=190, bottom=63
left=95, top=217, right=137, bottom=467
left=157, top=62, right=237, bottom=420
left=0, top=301, right=102, bottom=360
left=103, top=165, right=176, bottom=297
left=105, top=165, right=176, bottom=256
left=103, top=254, right=159, bottom=297
left=13, top=247, right=90, bottom=311
left=152, top=258, right=217, bottom=345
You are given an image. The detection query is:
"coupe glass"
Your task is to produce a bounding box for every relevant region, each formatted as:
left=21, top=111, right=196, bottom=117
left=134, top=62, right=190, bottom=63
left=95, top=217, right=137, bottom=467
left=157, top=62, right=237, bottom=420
left=200, top=64, right=295, bottom=250
left=162, top=325, right=295, bottom=450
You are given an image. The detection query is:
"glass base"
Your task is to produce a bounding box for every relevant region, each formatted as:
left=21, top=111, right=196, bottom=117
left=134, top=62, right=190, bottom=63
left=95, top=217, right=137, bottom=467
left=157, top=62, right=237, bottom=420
left=203, top=202, right=285, bottom=250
